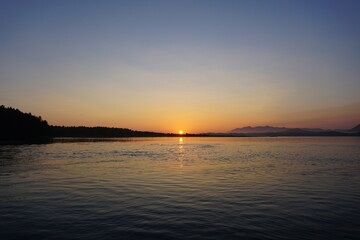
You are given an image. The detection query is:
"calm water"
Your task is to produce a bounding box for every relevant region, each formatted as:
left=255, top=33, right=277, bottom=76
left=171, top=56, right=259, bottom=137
left=1, top=137, right=360, bottom=240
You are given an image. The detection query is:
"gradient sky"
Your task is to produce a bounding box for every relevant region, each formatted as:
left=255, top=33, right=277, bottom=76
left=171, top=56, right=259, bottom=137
left=1, top=0, right=359, bottom=133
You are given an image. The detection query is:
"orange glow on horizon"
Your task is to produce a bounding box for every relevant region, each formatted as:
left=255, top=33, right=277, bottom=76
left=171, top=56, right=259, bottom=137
left=22, top=100, right=360, bottom=133
left=179, top=130, right=184, bottom=135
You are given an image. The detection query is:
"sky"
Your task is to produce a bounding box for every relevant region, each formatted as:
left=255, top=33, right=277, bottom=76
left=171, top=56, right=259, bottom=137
left=1, top=0, right=360, bottom=133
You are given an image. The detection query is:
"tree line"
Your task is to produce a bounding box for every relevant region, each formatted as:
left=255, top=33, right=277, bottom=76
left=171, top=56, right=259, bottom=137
left=0, top=105, right=181, bottom=141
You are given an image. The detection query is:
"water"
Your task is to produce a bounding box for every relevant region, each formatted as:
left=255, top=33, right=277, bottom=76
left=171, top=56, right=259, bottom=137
left=1, top=137, right=360, bottom=239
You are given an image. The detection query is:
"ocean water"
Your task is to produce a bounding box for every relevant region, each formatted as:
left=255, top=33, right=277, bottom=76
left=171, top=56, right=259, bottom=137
left=0, top=137, right=359, bottom=240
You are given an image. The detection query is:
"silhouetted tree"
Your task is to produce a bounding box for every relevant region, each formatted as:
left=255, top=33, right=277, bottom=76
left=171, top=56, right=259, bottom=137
left=0, top=105, right=51, bottom=140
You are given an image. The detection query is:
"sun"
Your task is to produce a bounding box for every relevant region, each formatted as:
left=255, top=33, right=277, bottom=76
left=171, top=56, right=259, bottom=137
left=179, top=130, right=184, bottom=135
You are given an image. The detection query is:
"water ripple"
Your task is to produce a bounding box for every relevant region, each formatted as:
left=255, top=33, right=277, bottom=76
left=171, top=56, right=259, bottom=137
left=0, top=137, right=359, bottom=239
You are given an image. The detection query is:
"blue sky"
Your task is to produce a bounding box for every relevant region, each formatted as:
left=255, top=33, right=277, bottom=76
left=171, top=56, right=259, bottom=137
left=1, top=0, right=359, bottom=132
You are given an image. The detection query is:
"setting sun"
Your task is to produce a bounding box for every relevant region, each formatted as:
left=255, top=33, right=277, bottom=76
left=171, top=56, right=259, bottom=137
left=179, top=130, right=184, bottom=135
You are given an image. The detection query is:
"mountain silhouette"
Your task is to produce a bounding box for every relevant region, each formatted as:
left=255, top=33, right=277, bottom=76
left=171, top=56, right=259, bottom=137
left=230, top=126, right=289, bottom=133
left=230, top=126, right=325, bottom=134
left=350, top=124, right=360, bottom=132
left=229, top=125, right=360, bottom=136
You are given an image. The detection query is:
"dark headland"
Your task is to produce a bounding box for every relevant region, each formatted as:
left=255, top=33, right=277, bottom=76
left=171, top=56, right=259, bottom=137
left=1, top=105, right=359, bottom=144
left=0, top=105, right=206, bottom=143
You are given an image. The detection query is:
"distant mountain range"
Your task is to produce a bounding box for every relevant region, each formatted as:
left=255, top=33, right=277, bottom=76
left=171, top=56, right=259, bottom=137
left=350, top=124, right=360, bottom=132
left=227, top=125, right=360, bottom=136
left=230, top=126, right=326, bottom=134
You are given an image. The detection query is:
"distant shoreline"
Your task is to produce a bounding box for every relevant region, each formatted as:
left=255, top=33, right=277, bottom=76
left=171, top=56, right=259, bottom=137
left=1, top=105, right=359, bottom=144
left=1, top=135, right=359, bottom=146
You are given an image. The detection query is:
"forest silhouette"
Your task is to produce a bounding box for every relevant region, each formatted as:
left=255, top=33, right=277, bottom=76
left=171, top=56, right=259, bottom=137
left=0, top=105, right=51, bottom=141
left=0, top=105, right=196, bottom=142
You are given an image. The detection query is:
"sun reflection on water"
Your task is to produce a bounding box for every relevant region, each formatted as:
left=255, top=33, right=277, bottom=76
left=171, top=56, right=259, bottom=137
left=178, top=137, right=184, bottom=168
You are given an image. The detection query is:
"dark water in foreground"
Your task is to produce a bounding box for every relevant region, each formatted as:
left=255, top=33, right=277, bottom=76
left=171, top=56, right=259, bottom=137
left=0, top=137, right=360, bottom=240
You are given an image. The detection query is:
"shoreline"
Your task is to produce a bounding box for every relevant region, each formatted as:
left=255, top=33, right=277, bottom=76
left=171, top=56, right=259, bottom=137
left=1, top=135, right=359, bottom=145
